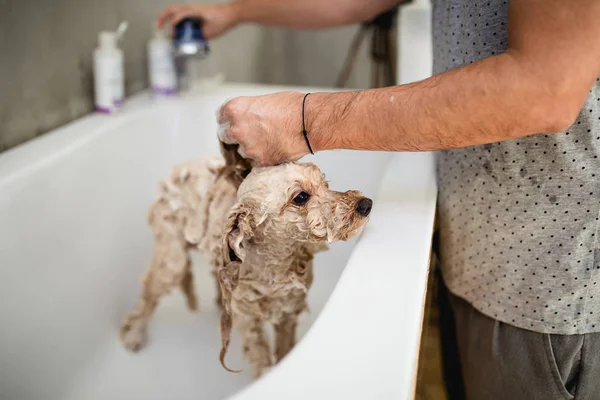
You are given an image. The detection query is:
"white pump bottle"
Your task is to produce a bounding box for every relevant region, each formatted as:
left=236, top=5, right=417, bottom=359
left=148, top=30, right=177, bottom=95
left=94, top=22, right=127, bottom=113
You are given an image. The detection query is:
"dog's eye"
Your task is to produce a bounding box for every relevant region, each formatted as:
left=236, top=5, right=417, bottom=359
left=293, top=191, right=310, bottom=206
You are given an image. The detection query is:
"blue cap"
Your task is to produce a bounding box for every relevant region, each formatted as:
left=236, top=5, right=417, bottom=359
left=173, top=18, right=210, bottom=57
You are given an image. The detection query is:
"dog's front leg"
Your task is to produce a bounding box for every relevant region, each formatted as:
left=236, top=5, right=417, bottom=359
left=234, top=314, right=272, bottom=378
left=180, top=258, right=198, bottom=311
left=275, top=313, right=298, bottom=363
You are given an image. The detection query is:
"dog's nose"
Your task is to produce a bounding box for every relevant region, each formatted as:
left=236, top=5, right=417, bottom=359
left=355, top=198, right=373, bottom=217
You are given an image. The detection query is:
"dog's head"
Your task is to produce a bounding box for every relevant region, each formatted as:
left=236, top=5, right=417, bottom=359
left=226, top=162, right=372, bottom=248
left=217, top=161, right=372, bottom=372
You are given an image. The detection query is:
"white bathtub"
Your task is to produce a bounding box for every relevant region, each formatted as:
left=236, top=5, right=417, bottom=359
left=0, top=81, right=436, bottom=400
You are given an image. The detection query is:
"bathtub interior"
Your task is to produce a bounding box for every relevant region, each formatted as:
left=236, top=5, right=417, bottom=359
left=0, top=86, right=393, bottom=400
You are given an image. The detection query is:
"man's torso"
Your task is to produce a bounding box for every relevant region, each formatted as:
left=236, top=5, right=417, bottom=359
left=433, top=0, right=600, bottom=334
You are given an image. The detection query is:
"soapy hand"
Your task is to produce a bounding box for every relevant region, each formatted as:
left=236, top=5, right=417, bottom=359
left=156, top=3, right=240, bottom=39
left=217, top=92, right=311, bottom=166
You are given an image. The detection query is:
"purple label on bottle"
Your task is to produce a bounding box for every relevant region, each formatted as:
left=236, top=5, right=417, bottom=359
left=152, top=87, right=177, bottom=96
left=114, top=98, right=124, bottom=107
left=96, top=106, right=113, bottom=114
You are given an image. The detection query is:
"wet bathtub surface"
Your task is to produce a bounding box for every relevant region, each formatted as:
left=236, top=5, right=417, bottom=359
left=0, top=82, right=405, bottom=400
left=61, top=255, right=254, bottom=400
left=62, top=245, right=362, bottom=400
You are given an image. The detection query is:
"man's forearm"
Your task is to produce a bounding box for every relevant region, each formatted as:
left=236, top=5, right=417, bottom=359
left=306, top=52, right=586, bottom=153
left=305, top=0, right=600, bottom=154
left=231, top=0, right=399, bottom=30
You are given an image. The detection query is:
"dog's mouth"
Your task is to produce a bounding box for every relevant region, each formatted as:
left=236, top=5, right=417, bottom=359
left=328, top=213, right=369, bottom=243
left=344, top=219, right=368, bottom=240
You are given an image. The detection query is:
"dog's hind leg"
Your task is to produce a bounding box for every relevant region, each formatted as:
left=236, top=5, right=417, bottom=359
left=275, top=313, right=298, bottom=363
left=120, top=239, right=189, bottom=352
left=180, top=258, right=198, bottom=311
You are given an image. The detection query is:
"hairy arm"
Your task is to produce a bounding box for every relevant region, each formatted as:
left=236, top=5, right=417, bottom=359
left=231, top=0, right=401, bottom=29
left=157, top=0, right=400, bottom=41
left=304, top=0, right=600, bottom=153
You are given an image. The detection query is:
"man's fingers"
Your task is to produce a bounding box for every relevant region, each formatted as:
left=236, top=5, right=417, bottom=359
left=238, top=145, right=265, bottom=165
left=217, top=103, right=229, bottom=124
left=171, top=9, right=196, bottom=29
left=156, top=4, right=181, bottom=28
left=237, top=145, right=248, bottom=159
left=215, top=96, right=264, bottom=162
left=218, top=98, right=240, bottom=123
left=217, top=122, right=236, bottom=144
left=217, top=123, right=256, bottom=162
left=157, top=4, right=199, bottom=30
left=216, top=102, right=233, bottom=141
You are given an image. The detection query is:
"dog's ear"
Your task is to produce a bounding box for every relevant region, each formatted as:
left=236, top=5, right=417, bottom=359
left=222, top=204, right=252, bottom=264
left=219, top=141, right=253, bottom=186
left=217, top=203, right=254, bottom=373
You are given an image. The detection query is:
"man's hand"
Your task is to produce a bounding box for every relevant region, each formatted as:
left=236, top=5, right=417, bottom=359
left=217, top=92, right=311, bottom=166
left=156, top=3, right=241, bottom=39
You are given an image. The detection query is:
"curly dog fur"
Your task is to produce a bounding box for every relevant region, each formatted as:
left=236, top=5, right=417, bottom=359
left=120, top=143, right=372, bottom=377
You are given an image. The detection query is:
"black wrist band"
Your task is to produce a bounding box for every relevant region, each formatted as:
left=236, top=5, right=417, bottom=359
left=302, top=93, right=315, bottom=155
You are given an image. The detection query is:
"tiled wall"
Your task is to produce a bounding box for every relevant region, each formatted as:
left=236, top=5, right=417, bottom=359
left=0, top=0, right=370, bottom=152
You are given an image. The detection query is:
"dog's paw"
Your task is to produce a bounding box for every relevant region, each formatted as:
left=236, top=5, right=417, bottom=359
left=254, top=365, right=273, bottom=379
left=186, top=295, right=199, bottom=311
left=120, top=315, right=148, bottom=352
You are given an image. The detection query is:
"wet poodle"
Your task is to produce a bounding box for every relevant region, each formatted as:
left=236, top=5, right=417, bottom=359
left=119, top=143, right=373, bottom=377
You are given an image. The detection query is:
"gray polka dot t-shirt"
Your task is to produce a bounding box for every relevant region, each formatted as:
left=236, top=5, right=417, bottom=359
left=433, top=0, right=600, bottom=334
